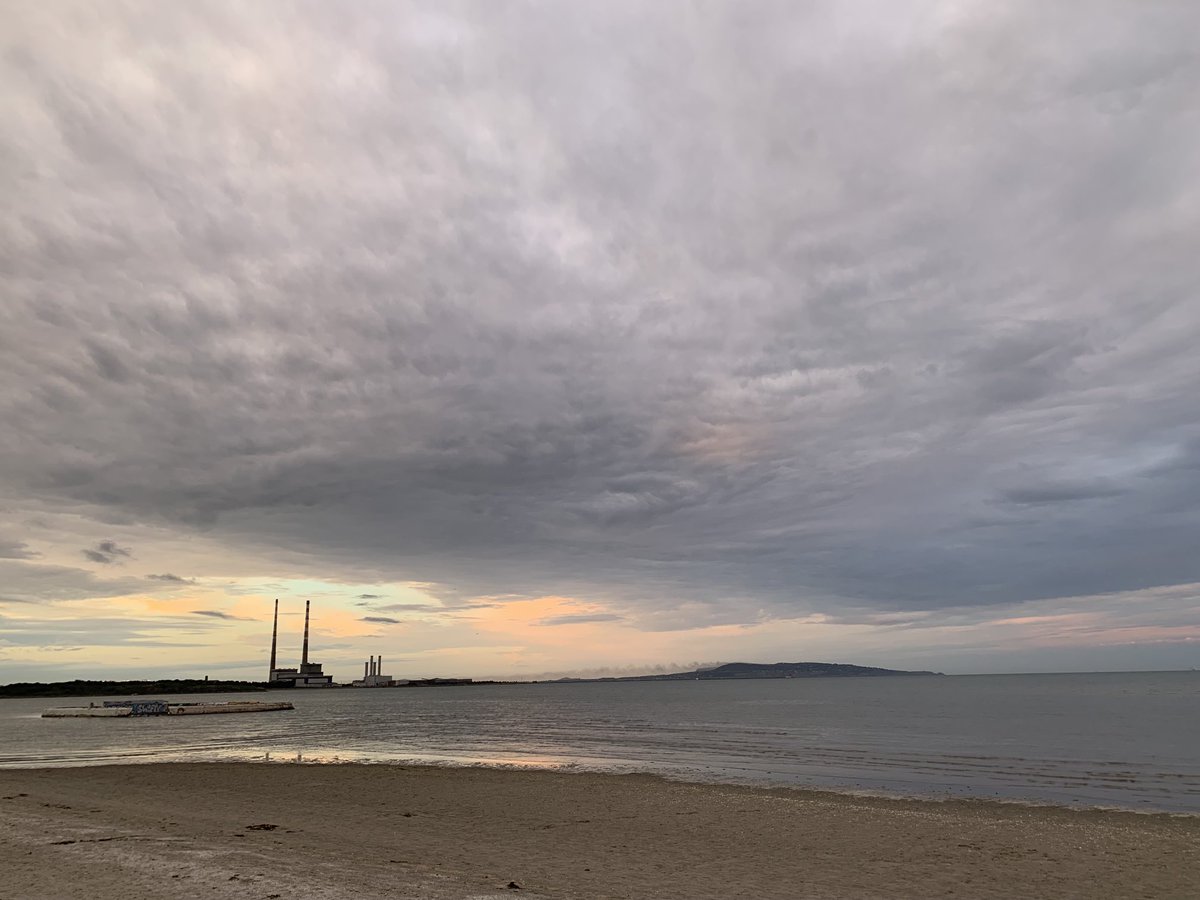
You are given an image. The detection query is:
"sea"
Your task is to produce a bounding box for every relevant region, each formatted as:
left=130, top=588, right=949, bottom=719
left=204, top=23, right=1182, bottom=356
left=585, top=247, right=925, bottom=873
left=2, top=671, right=1197, bottom=813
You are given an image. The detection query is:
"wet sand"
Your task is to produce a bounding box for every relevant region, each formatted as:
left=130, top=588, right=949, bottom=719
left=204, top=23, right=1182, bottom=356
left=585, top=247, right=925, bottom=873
left=1, top=762, right=1197, bottom=899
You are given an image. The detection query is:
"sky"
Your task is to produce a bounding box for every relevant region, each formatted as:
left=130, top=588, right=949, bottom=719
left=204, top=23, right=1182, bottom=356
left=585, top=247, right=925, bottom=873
left=2, top=1, right=1199, bottom=683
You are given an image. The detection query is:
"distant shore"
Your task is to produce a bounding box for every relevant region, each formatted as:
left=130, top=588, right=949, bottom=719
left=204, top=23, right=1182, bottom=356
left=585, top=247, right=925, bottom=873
left=0, top=679, right=273, bottom=699
left=1, top=662, right=942, bottom=698
left=2, top=763, right=1197, bottom=899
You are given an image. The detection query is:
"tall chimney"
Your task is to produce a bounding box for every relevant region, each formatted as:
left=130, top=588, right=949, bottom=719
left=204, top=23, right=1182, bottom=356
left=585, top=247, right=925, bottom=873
left=301, top=600, right=311, bottom=666
left=378, top=655, right=383, bottom=676
left=369, top=654, right=375, bottom=677
left=364, top=660, right=369, bottom=680
left=268, top=599, right=279, bottom=680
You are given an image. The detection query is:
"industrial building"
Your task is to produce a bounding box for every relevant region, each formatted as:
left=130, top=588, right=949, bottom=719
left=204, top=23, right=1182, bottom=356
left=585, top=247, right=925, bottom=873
left=268, top=599, right=334, bottom=687
left=351, top=655, right=394, bottom=687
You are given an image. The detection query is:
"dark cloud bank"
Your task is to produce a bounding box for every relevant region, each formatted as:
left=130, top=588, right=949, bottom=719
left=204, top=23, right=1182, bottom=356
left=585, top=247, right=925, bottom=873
left=2, top=2, right=1199, bottom=640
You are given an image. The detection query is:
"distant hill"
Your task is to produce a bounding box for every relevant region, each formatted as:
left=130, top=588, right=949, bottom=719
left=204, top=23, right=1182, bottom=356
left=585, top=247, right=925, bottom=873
left=555, top=661, right=942, bottom=683
left=0, top=679, right=275, bottom=699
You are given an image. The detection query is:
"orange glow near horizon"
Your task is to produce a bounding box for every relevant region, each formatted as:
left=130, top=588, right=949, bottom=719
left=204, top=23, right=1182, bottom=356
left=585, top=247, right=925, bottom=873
left=5, top=569, right=1200, bottom=681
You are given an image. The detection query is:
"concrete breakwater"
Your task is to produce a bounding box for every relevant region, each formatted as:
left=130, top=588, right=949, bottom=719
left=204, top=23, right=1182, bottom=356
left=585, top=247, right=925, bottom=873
left=42, top=700, right=295, bottom=718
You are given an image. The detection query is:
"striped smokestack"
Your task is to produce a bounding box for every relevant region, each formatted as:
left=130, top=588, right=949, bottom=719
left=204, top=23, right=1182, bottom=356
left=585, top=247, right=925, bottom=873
left=301, top=600, right=310, bottom=666
left=268, top=599, right=278, bottom=680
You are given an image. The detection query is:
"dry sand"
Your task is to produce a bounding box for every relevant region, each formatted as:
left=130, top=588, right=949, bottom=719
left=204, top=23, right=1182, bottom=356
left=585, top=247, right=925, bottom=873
left=1, top=763, right=1197, bottom=900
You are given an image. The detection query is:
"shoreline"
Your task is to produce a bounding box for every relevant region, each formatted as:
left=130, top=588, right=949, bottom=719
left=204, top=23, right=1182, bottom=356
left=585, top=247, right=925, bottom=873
left=3, top=750, right=1195, bottom=818
left=3, top=762, right=1198, bottom=899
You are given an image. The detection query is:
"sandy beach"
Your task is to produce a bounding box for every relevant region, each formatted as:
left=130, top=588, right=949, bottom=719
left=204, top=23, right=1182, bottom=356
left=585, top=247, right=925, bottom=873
left=1, top=764, right=1197, bottom=899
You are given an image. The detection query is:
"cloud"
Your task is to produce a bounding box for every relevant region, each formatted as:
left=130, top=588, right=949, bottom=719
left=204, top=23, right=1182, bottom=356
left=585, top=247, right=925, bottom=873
left=0, top=1, right=1198, bottom=676
left=357, top=593, right=383, bottom=599
left=190, top=609, right=254, bottom=621
left=373, top=603, right=458, bottom=613
left=0, top=560, right=151, bottom=604
left=1001, top=482, right=1126, bottom=506
left=535, top=613, right=624, bottom=626
left=148, top=572, right=194, bottom=583
left=361, top=616, right=401, bottom=625
left=0, top=614, right=221, bottom=648
left=0, top=539, right=37, bottom=560
left=82, top=541, right=132, bottom=565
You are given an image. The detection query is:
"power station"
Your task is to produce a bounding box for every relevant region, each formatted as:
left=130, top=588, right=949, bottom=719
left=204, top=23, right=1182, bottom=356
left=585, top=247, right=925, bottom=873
left=352, top=654, right=394, bottom=687
left=268, top=599, right=334, bottom=687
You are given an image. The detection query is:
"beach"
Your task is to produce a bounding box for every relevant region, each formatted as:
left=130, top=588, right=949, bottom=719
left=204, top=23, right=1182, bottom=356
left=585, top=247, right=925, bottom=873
left=2, top=763, right=1197, bottom=899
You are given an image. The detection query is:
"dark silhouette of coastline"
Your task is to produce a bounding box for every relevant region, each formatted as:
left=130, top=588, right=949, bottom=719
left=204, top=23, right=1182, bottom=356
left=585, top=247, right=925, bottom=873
left=2, top=662, right=941, bottom=697
left=549, top=661, right=942, bottom=682
left=0, top=679, right=275, bottom=699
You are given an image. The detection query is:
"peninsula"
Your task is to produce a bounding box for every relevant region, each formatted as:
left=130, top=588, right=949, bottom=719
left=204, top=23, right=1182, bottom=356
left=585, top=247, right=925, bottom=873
left=553, top=661, right=942, bottom=682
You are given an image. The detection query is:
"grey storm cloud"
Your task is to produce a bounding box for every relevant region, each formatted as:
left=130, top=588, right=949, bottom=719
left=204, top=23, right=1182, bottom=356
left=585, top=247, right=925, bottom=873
left=361, top=616, right=402, bottom=625
left=148, top=573, right=195, bottom=583
left=1, top=2, right=1199, bottom=632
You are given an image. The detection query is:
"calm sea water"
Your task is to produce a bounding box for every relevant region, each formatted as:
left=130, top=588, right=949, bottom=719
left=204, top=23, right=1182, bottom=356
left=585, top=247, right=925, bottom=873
left=2, top=672, right=1198, bottom=812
